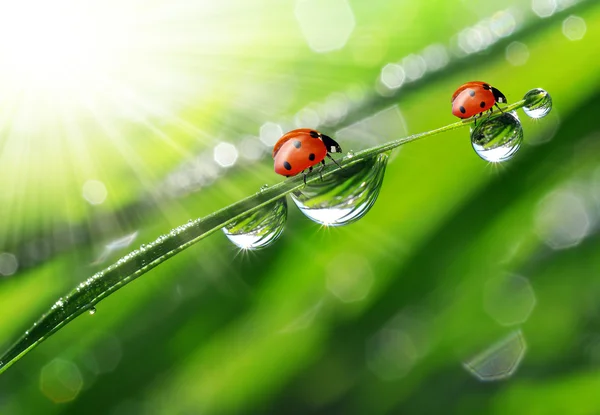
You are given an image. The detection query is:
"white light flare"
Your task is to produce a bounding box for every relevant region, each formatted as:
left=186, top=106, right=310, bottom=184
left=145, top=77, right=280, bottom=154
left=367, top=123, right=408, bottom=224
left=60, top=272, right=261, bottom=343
left=0, top=1, right=130, bottom=92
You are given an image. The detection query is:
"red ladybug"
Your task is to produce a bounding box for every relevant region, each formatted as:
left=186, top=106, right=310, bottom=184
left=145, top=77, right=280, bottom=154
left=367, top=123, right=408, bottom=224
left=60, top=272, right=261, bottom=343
left=273, top=128, right=341, bottom=182
left=451, top=81, right=507, bottom=120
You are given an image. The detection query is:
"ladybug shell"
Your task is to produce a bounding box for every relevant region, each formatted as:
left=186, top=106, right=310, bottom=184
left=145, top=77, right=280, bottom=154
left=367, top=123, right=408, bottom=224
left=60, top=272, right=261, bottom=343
left=272, top=128, right=315, bottom=158
left=273, top=132, right=327, bottom=177
left=452, top=84, right=496, bottom=119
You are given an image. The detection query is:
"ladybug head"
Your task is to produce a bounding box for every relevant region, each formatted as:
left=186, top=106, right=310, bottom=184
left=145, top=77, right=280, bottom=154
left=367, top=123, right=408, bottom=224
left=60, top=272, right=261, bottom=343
left=491, top=87, right=507, bottom=104
left=320, top=134, right=342, bottom=154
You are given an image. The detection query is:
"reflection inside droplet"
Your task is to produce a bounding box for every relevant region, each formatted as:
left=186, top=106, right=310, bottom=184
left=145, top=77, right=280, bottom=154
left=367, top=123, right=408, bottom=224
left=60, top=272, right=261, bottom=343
left=523, top=88, right=552, bottom=119
left=471, top=111, right=523, bottom=163
left=223, top=198, right=287, bottom=250
left=463, top=330, right=526, bottom=381
left=291, top=153, right=388, bottom=227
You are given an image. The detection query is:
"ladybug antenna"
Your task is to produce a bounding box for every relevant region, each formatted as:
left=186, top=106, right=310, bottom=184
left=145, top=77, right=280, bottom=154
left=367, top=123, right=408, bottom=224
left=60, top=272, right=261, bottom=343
left=320, top=134, right=342, bottom=153
left=491, top=87, right=507, bottom=104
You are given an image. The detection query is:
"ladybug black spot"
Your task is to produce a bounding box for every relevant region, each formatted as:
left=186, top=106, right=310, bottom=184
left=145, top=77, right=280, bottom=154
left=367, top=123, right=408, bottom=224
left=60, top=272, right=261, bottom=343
left=309, top=131, right=319, bottom=138
left=308, top=153, right=315, bottom=161
left=480, top=101, right=486, bottom=108
left=293, top=140, right=301, bottom=148
left=283, top=161, right=292, bottom=171
left=468, top=89, right=475, bottom=97
left=482, top=84, right=490, bottom=90
left=459, top=106, right=466, bottom=114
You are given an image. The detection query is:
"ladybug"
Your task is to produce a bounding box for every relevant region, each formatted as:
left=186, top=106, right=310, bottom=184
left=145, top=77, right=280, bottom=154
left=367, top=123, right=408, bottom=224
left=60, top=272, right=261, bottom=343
left=273, top=128, right=342, bottom=183
left=451, top=81, right=507, bottom=121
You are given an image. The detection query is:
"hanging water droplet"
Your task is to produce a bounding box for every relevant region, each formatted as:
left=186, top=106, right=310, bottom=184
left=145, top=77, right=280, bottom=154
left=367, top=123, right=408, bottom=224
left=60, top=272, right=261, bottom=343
left=523, top=88, right=552, bottom=119
left=471, top=111, right=523, bottom=163
left=259, top=184, right=269, bottom=192
left=290, top=153, right=388, bottom=227
left=222, top=198, right=287, bottom=250
left=89, top=307, right=97, bottom=315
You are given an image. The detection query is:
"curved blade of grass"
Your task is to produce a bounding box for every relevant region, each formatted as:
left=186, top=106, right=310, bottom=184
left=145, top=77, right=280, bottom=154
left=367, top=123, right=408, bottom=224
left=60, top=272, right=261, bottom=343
left=0, top=97, right=530, bottom=374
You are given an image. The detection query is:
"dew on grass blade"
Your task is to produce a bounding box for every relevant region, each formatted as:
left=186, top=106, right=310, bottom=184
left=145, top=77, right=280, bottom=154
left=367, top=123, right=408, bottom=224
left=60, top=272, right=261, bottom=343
left=523, top=88, right=552, bottom=119
left=222, top=198, right=287, bottom=250
left=89, top=307, right=97, bottom=316
left=463, top=330, right=526, bottom=381
left=291, top=153, right=388, bottom=226
left=471, top=111, right=523, bottom=163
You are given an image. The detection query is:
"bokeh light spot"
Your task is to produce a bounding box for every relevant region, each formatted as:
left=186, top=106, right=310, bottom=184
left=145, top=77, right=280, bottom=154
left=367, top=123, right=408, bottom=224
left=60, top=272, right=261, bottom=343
left=366, top=328, right=418, bottom=381
left=505, top=41, right=530, bottom=66
left=81, top=333, right=123, bottom=375
left=326, top=254, right=373, bottom=303
left=464, top=330, right=526, bottom=381
left=40, top=359, right=83, bottom=403
left=380, top=63, right=405, bottom=90
left=532, top=0, right=557, bottom=18
left=402, top=54, right=427, bottom=82
left=294, top=107, right=321, bottom=129
left=0, top=252, right=18, bottom=276
left=239, top=137, right=266, bottom=161
left=294, top=0, right=355, bottom=53
left=421, top=44, right=449, bottom=72
left=562, top=15, right=586, bottom=41
left=213, top=142, right=238, bottom=168
left=490, top=10, right=517, bottom=38
left=259, top=122, right=283, bottom=147
left=82, top=180, right=107, bottom=205
left=336, top=105, right=407, bottom=149
left=484, top=274, right=536, bottom=326
left=535, top=190, right=591, bottom=249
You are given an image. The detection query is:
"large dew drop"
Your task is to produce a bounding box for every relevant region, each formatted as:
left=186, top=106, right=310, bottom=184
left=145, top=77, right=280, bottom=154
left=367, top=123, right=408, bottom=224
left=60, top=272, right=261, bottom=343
left=523, top=88, right=552, bottom=119
left=471, top=111, right=523, bottom=163
left=290, top=153, right=388, bottom=227
left=222, top=198, right=287, bottom=250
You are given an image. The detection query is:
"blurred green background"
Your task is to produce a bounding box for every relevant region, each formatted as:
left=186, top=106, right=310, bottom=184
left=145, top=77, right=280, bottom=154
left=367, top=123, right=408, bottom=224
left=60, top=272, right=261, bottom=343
left=1, top=0, right=600, bottom=413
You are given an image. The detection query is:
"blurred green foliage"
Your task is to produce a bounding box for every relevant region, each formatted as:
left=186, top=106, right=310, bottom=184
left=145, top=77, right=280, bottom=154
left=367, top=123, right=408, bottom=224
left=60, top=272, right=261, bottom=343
left=1, top=0, right=600, bottom=414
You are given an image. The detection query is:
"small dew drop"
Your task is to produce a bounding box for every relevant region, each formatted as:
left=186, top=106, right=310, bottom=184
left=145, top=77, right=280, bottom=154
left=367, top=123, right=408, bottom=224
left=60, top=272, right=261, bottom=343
left=291, top=153, right=388, bottom=226
left=471, top=111, right=523, bottom=163
left=89, top=307, right=97, bottom=315
left=346, top=150, right=355, bottom=159
left=260, top=184, right=269, bottom=192
left=223, top=198, right=287, bottom=250
left=523, top=88, right=552, bottom=119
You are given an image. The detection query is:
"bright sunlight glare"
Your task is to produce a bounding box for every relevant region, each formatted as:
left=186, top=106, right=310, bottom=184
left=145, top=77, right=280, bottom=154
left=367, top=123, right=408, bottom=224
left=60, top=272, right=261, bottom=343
left=0, top=1, right=131, bottom=90
left=0, top=0, right=298, bottom=248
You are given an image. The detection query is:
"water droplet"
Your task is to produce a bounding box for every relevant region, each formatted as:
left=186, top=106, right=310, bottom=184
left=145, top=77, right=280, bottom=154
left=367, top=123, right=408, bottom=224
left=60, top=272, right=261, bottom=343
left=290, top=153, right=388, bottom=226
left=346, top=150, right=355, bottom=158
left=260, top=184, right=269, bottom=192
left=471, top=111, right=523, bottom=163
left=523, top=88, right=552, bottom=119
left=89, top=307, right=97, bottom=315
left=222, top=198, right=287, bottom=250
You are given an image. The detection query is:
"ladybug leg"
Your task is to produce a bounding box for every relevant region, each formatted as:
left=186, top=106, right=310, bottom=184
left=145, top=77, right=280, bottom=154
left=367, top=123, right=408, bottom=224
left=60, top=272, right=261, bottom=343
left=494, top=103, right=504, bottom=113
left=303, top=168, right=310, bottom=185
left=318, top=160, right=327, bottom=180
left=326, top=154, right=342, bottom=169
